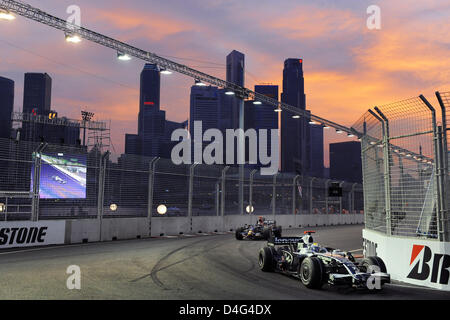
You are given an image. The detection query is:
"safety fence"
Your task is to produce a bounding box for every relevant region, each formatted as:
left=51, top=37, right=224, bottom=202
left=0, top=137, right=364, bottom=223
left=352, top=92, right=449, bottom=241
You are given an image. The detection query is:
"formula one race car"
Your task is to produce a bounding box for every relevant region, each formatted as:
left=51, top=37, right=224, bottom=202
left=258, top=231, right=390, bottom=290
left=235, top=217, right=282, bottom=240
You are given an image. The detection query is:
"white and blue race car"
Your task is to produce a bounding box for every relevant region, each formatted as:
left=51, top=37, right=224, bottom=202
left=258, top=231, right=390, bottom=290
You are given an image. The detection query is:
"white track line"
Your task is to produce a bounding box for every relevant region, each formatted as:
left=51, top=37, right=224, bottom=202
left=0, top=243, right=90, bottom=255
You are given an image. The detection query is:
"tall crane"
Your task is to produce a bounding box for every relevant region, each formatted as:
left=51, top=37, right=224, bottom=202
left=0, top=0, right=356, bottom=135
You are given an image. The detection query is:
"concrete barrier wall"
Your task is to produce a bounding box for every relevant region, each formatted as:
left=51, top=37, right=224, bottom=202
left=363, top=229, right=450, bottom=291
left=59, top=214, right=365, bottom=245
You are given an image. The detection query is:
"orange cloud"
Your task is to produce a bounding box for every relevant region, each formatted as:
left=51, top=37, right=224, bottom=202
left=266, top=6, right=363, bottom=40
left=92, top=8, right=196, bottom=41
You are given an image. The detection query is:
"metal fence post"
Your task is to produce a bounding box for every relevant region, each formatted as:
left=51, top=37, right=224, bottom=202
left=147, top=157, right=160, bottom=237
left=436, top=126, right=448, bottom=241
left=4, top=197, right=8, bottom=222
left=272, top=173, right=278, bottom=220
left=309, top=177, right=316, bottom=215
left=221, top=166, right=230, bottom=231
left=436, top=92, right=449, bottom=175
left=339, top=181, right=345, bottom=214
left=188, top=163, right=199, bottom=232
left=292, top=175, right=300, bottom=215
left=351, top=183, right=358, bottom=214
left=361, top=121, right=368, bottom=224
left=420, top=95, right=446, bottom=242
left=249, top=169, right=257, bottom=222
left=31, top=143, right=46, bottom=221
left=374, top=107, right=393, bottom=236
left=215, top=182, right=220, bottom=217
left=435, top=92, right=449, bottom=241
left=325, top=179, right=331, bottom=214
left=97, top=151, right=109, bottom=241
left=31, top=153, right=39, bottom=221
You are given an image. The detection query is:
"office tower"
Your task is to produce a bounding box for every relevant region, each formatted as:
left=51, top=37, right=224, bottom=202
left=329, top=141, right=362, bottom=183
left=190, top=86, right=221, bottom=134
left=244, top=85, right=279, bottom=168
left=23, top=73, right=52, bottom=115
left=134, top=64, right=166, bottom=157
left=226, top=50, right=245, bottom=128
left=281, top=59, right=308, bottom=174
left=226, top=49, right=244, bottom=126
left=160, top=119, right=188, bottom=159
left=22, top=73, right=52, bottom=142
left=227, top=50, right=245, bottom=88
left=125, top=134, right=141, bottom=156
left=310, top=124, right=324, bottom=177
left=0, top=76, right=14, bottom=139
left=226, top=50, right=245, bottom=166
left=189, top=85, right=221, bottom=162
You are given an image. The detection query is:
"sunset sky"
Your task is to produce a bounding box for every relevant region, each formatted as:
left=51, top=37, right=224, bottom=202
left=1, top=0, right=449, bottom=165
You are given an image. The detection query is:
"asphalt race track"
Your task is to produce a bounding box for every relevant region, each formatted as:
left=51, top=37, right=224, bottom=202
left=1, top=225, right=449, bottom=300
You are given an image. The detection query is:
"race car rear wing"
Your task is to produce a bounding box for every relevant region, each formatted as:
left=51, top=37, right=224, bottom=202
left=269, top=237, right=303, bottom=245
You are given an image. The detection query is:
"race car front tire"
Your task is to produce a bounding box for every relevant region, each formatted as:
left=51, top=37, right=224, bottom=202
left=299, top=257, right=324, bottom=289
left=259, top=247, right=275, bottom=272
left=235, top=228, right=244, bottom=240
left=360, top=256, right=387, bottom=273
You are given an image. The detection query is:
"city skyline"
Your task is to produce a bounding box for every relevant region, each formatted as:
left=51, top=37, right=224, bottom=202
left=0, top=0, right=449, bottom=165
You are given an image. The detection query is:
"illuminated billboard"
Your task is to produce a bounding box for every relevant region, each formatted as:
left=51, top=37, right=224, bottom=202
left=30, top=152, right=87, bottom=199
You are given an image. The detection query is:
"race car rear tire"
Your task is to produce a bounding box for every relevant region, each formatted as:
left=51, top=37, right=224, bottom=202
left=273, top=226, right=282, bottom=238
left=262, top=229, right=272, bottom=240
left=360, top=256, right=387, bottom=273
left=299, top=257, right=324, bottom=289
left=235, top=228, right=244, bottom=240
left=259, top=247, right=275, bottom=272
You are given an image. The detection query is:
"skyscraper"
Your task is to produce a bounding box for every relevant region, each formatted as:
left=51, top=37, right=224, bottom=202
left=23, top=73, right=52, bottom=115
left=310, top=124, right=324, bottom=177
left=190, top=86, right=221, bottom=134
left=281, top=59, right=308, bottom=174
left=125, top=63, right=185, bottom=159
left=22, top=73, right=52, bottom=142
left=226, top=50, right=245, bottom=166
left=0, top=76, right=14, bottom=139
left=161, top=119, right=188, bottom=159
left=330, top=141, right=362, bottom=183
left=226, top=50, right=244, bottom=129
left=280, top=59, right=324, bottom=177
left=190, top=85, right=221, bottom=162
left=137, top=64, right=165, bottom=157
left=226, top=50, right=245, bottom=87
left=244, top=85, right=279, bottom=168
left=125, top=134, right=141, bottom=156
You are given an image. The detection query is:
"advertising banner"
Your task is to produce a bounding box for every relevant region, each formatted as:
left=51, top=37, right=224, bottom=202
left=363, top=229, right=450, bottom=291
left=0, top=220, right=66, bottom=249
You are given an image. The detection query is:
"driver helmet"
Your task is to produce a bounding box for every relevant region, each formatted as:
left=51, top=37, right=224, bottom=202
left=310, top=244, right=321, bottom=253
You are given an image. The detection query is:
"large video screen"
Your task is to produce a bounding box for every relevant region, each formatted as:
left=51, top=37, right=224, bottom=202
left=31, top=152, right=87, bottom=199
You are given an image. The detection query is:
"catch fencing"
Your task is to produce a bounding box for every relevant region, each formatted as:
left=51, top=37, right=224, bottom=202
left=0, top=137, right=363, bottom=227
left=352, top=92, right=449, bottom=241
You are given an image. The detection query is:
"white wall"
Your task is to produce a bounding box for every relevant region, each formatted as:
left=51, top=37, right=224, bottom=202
left=1, top=214, right=363, bottom=248
left=363, top=229, right=450, bottom=291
